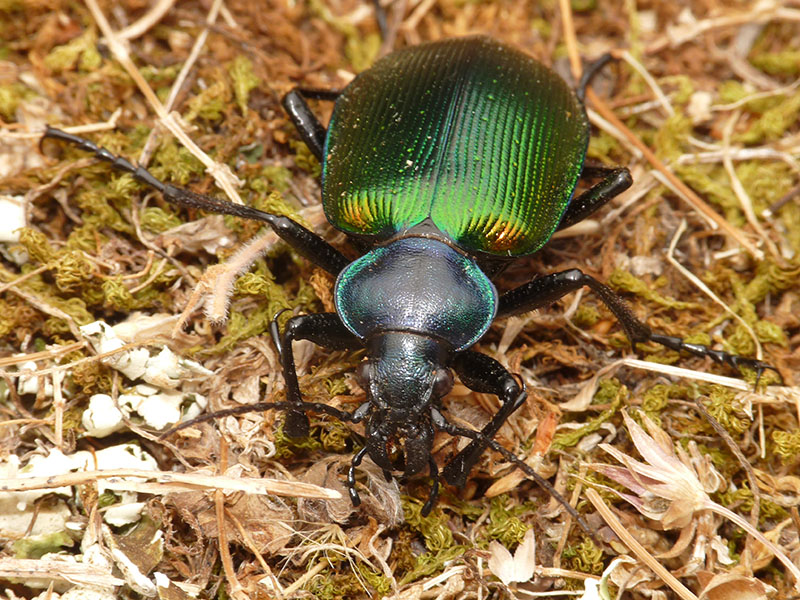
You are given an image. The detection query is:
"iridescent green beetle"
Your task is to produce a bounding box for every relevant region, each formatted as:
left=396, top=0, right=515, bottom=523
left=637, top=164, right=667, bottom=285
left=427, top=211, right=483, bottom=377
left=325, top=36, right=590, bottom=256
left=44, top=36, right=774, bottom=519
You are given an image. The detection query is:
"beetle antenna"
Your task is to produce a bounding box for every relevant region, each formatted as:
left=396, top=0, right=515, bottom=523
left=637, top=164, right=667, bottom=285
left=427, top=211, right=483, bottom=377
left=158, top=400, right=358, bottom=441
left=437, top=419, right=598, bottom=542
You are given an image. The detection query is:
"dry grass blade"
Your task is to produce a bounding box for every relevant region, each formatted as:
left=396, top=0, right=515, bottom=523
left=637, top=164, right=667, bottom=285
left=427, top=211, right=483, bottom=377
left=0, top=468, right=341, bottom=499
left=586, top=488, right=700, bottom=600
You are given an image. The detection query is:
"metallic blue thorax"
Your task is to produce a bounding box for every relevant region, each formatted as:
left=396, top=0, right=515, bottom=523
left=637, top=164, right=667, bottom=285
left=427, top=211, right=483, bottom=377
left=334, top=237, right=498, bottom=351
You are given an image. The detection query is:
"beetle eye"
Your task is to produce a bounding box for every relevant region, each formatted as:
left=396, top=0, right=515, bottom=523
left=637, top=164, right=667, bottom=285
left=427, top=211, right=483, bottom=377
left=356, top=361, right=372, bottom=387
left=432, top=369, right=453, bottom=398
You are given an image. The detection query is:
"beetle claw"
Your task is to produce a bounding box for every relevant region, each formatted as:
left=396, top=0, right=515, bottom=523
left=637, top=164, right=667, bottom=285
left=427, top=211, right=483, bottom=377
left=269, top=309, right=291, bottom=356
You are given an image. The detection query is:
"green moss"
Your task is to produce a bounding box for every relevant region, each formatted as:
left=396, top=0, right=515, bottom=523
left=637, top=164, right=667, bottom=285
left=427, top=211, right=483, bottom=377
left=675, top=164, right=742, bottom=224
left=234, top=268, right=291, bottom=310
left=398, top=498, right=467, bottom=584
left=586, top=129, right=623, bottom=163
left=571, top=0, right=596, bottom=12
left=0, top=82, right=34, bottom=120
left=102, top=277, right=166, bottom=311
left=355, top=564, right=391, bottom=596
left=71, top=358, right=113, bottom=395
left=608, top=268, right=699, bottom=310
left=306, top=0, right=380, bottom=72
left=772, top=429, right=800, bottom=464
left=211, top=306, right=277, bottom=355
left=750, top=49, right=800, bottom=76
left=552, top=380, right=625, bottom=449
left=17, top=228, right=56, bottom=264
left=43, top=29, right=102, bottom=72
left=660, top=75, right=694, bottom=105
left=641, top=383, right=689, bottom=419
left=306, top=571, right=365, bottom=600
left=255, top=165, right=293, bottom=195
left=563, top=537, right=604, bottom=575
left=140, top=206, right=183, bottom=233
left=53, top=250, right=94, bottom=293
left=228, top=55, right=261, bottom=116
left=571, top=304, right=600, bottom=329
left=717, top=80, right=782, bottom=113
left=72, top=188, right=133, bottom=235
left=704, top=388, right=750, bottom=435
left=273, top=419, right=323, bottom=458
left=317, top=419, right=350, bottom=453
left=150, top=140, right=206, bottom=186
left=253, top=190, right=304, bottom=223
left=23, top=276, right=95, bottom=328
left=0, top=300, right=15, bottom=337
left=403, top=499, right=453, bottom=552
left=345, top=33, right=381, bottom=73
left=290, top=139, right=322, bottom=178
left=736, top=161, right=794, bottom=214
left=736, top=92, right=800, bottom=144
left=13, top=530, right=74, bottom=559
left=183, top=79, right=230, bottom=123
left=653, top=111, right=692, bottom=161
left=779, top=203, right=800, bottom=256
left=483, top=496, right=532, bottom=547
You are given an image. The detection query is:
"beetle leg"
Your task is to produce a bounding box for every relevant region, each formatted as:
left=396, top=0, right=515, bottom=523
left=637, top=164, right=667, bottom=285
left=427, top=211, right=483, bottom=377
left=498, top=269, right=779, bottom=379
left=576, top=53, right=615, bottom=103
left=371, top=0, right=388, bottom=41
left=421, top=456, right=440, bottom=516
left=442, top=351, right=526, bottom=487
left=41, top=127, right=350, bottom=276
left=277, top=313, right=361, bottom=437
left=557, top=165, right=632, bottom=231
left=282, top=88, right=341, bottom=161
left=348, top=446, right=369, bottom=507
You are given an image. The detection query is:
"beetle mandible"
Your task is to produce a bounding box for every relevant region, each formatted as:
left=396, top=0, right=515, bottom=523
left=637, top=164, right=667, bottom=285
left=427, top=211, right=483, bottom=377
left=43, top=36, right=775, bottom=517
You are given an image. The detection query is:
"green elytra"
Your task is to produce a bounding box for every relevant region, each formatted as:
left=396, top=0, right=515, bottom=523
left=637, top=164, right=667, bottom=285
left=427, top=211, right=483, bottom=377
left=322, top=36, right=589, bottom=256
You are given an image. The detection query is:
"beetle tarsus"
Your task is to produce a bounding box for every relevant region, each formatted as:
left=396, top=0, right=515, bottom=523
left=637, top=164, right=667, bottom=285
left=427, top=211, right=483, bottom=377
left=348, top=446, right=368, bottom=507
left=421, top=457, right=440, bottom=517
left=576, top=53, right=615, bottom=103
left=499, top=269, right=777, bottom=380
left=649, top=333, right=781, bottom=383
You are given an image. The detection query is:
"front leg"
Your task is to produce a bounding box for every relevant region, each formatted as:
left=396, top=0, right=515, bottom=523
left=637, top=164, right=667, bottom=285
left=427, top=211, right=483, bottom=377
left=498, top=269, right=776, bottom=379
left=442, top=351, right=527, bottom=487
left=275, top=313, right=361, bottom=437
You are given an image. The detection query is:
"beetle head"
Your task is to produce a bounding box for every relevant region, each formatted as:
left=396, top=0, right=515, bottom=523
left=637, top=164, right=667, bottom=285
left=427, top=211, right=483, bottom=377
left=357, top=332, right=453, bottom=476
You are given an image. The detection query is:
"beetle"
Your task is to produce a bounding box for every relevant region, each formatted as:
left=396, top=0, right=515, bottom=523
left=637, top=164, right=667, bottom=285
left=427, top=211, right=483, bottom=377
left=43, top=36, right=775, bottom=519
